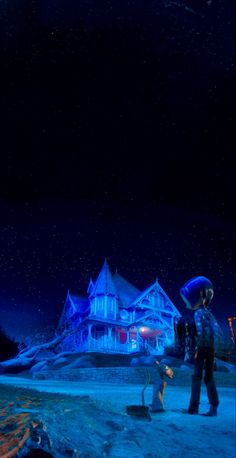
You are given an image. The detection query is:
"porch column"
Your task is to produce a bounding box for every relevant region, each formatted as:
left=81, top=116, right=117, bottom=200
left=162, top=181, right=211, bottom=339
left=127, top=328, right=132, bottom=352
left=87, top=324, right=93, bottom=350
left=88, top=323, right=92, bottom=338
left=107, top=326, right=112, bottom=349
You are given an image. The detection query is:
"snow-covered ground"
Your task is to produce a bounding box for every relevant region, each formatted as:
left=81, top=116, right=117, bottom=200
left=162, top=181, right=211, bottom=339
left=0, top=375, right=235, bottom=458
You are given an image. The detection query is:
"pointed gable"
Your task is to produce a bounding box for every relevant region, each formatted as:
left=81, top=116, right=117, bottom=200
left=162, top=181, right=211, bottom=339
left=90, top=259, right=117, bottom=297
left=87, top=278, right=94, bottom=295
left=133, top=279, right=181, bottom=317
left=113, top=272, right=141, bottom=308
left=58, top=290, right=90, bottom=329
left=69, top=293, right=90, bottom=314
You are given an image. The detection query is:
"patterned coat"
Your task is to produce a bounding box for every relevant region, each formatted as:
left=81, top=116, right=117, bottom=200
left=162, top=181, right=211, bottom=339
left=194, top=306, right=223, bottom=351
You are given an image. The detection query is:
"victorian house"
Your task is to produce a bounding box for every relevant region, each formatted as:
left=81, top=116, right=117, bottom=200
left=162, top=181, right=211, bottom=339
left=57, top=260, right=181, bottom=354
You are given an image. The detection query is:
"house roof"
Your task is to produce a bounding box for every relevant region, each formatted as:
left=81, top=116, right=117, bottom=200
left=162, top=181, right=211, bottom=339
left=112, top=272, right=141, bottom=308
left=70, top=294, right=90, bottom=313
left=90, top=259, right=117, bottom=297
left=59, top=262, right=181, bottom=325
left=132, top=280, right=181, bottom=317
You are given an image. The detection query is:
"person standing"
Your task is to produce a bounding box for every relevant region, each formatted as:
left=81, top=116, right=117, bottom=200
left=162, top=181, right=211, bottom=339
left=180, top=276, right=223, bottom=416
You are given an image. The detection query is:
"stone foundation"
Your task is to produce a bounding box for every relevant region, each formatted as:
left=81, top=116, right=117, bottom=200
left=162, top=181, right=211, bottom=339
left=35, top=366, right=235, bottom=386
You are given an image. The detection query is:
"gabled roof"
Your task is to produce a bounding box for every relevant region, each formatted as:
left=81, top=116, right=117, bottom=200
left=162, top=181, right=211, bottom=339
left=133, top=280, right=181, bottom=317
left=70, top=293, right=90, bottom=313
left=58, top=291, right=89, bottom=326
left=87, top=278, right=94, bottom=295
left=112, top=272, right=141, bottom=308
left=90, top=259, right=117, bottom=297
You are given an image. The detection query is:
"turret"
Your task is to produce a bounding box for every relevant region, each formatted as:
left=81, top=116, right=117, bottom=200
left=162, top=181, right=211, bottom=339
left=89, top=259, right=118, bottom=319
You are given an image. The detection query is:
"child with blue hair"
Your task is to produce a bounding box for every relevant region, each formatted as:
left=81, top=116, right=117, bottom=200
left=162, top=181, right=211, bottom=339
left=180, top=276, right=223, bottom=416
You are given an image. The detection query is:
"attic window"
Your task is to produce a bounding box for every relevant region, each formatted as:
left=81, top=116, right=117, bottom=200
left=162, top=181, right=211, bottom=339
left=142, top=299, right=150, bottom=305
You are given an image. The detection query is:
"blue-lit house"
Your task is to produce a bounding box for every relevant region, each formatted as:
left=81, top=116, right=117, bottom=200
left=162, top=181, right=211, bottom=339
left=57, top=260, right=181, bottom=355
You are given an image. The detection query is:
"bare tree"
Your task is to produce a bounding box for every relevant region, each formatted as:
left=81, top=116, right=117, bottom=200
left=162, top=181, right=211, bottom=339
left=0, top=325, right=81, bottom=374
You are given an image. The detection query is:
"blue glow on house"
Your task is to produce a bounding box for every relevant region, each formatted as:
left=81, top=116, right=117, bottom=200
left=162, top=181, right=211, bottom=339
left=57, top=260, right=181, bottom=355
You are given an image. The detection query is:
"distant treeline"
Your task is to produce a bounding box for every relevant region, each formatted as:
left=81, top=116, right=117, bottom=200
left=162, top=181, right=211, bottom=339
left=0, top=326, right=18, bottom=362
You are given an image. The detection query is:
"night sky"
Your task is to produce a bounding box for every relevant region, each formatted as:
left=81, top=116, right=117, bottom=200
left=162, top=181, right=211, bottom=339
left=0, top=0, right=235, bottom=342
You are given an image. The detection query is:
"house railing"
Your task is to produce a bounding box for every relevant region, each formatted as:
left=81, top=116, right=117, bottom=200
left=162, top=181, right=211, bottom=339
left=78, top=336, right=140, bottom=354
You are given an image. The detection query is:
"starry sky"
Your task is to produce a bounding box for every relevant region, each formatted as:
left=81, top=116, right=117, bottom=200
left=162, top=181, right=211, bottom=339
left=0, top=0, right=235, bottom=341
